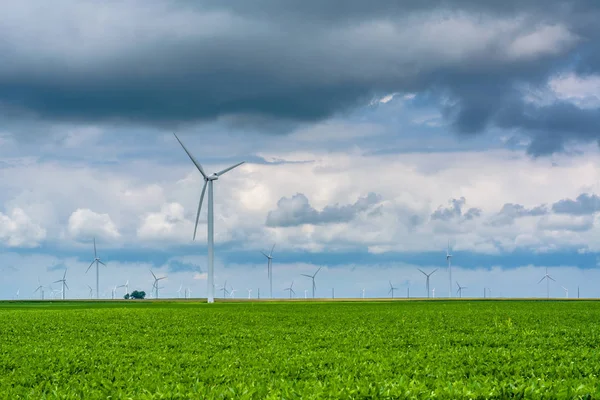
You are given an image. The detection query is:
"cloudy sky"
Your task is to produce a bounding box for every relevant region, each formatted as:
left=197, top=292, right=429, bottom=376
left=3, top=0, right=600, bottom=300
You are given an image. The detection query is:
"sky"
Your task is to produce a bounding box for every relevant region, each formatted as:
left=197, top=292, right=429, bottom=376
left=3, top=0, right=600, bottom=300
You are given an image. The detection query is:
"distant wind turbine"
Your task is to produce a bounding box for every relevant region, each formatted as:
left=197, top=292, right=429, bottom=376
left=150, top=270, right=166, bottom=299
left=53, top=269, right=69, bottom=300
left=220, top=281, right=229, bottom=298
left=388, top=281, right=398, bottom=299
left=87, top=285, right=93, bottom=299
left=177, top=284, right=183, bottom=299
left=418, top=268, right=437, bottom=298
left=261, top=243, right=276, bottom=298
left=247, top=288, right=252, bottom=299
left=562, top=286, right=568, bottom=299
left=86, top=238, right=106, bottom=300
left=456, top=281, right=466, bottom=298
left=538, top=267, right=555, bottom=299
left=284, top=281, right=295, bottom=299
left=15, top=289, right=19, bottom=300
left=362, top=288, right=365, bottom=299
left=174, top=133, right=245, bottom=304
left=230, top=287, right=237, bottom=299
left=34, top=279, right=44, bottom=300
left=446, top=240, right=452, bottom=298
left=432, top=288, right=435, bottom=298
left=301, top=267, right=322, bottom=298
left=304, top=289, right=308, bottom=299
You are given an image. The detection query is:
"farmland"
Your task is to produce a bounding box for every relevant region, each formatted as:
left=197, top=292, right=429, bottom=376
left=1, top=300, right=599, bottom=399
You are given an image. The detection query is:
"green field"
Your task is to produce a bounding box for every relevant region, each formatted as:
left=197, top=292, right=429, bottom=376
left=1, top=300, right=599, bottom=399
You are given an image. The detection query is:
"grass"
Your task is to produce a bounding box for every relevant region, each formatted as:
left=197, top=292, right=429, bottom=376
left=1, top=300, right=599, bottom=399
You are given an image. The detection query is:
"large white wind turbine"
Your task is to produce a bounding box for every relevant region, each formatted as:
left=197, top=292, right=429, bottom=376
left=150, top=270, right=166, bottom=299
left=53, top=269, right=69, bottom=300
left=446, top=240, right=452, bottom=298
left=284, top=281, right=295, bottom=299
left=86, top=238, right=106, bottom=300
left=538, top=267, right=555, bottom=299
left=247, top=288, right=252, bottom=299
left=261, top=243, right=276, bottom=299
left=418, top=268, right=437, bottom=298
left=388, top=281, right=398, bottom=299
left=230, top=287, right=237, bottom=299
left=456, top=281, right=466, bottom=298
left=174, top=133, right=245, bottom=304
left=301, top=267, right=322, bottom=299
left=562, top=286, right=569, bottom=299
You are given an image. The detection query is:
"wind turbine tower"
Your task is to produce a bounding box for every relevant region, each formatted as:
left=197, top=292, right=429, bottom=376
left=456, top=281, right=467, bottom=298
left=247, top=288, right=252, bottom=299
left=446, top=241, right=452, bottom=298
left=418, top=268, right=437, bottom=298
left=537, top=267, right=555, bottom=299
left=261, top=244, right=276, bottom=298
left=174, top=133, right=245, bottom=304
left=86, top=238, right=106, bottom=300
left=301, top=267, right=322, bottom=299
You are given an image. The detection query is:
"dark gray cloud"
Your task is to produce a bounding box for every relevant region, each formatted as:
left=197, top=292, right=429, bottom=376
left=2, top=1, right=600, bottom=154
left=552, top=193, right=600, bottom=215
left=266, top=192, right=381, bottom=227
left=431, top=197, right=481, bottom=222
left=489, top=203, right=548, bottom=226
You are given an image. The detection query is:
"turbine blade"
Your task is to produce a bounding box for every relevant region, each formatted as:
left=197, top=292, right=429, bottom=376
left=431, top=269, right=438, bottom=274
left=94, top=237, right=97, bottom=258
left=418, top=268, right=427, bottom=276
left=548, top=276, right=556, bottom=282
left=98, top=260, right=106, bottom=266
left=63, top=269, right=67, bottom=279
left=269, top=243, right=276, bottom=257
left=301, top=274, right=312, bottom=278
left=64, top=282, right=69, bottom=290
left=86, top=261, right=95, bottom=273
left=193, top=180, right=208, bottom=241
left=215, top=161, right=245, bottom=177
left=314, top=267, right=322, bottom=277
left=537, top=276, right=546, bottom=284
left=260, top=251, right=269, bottom=258
left=151, top=270, right=157, bottom=279
left=173, top=133, right=207, bottom=179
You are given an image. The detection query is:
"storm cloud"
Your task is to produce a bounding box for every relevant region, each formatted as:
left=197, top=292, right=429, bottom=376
left=2, top=1, right=600, bottom=154
left=552, top=193, right=600, bottom=215
left=430, top=197, right=481, bottom=222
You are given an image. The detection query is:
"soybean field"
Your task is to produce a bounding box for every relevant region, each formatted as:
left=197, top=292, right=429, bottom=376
left=1, top=300, right=599, bottom=399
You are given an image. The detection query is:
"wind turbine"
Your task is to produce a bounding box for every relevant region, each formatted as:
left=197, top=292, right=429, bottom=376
left=446, top=240, right=452, bottom=298
left=304, top=289, right=308, bottom=299
left=261, top=243, right=275, bottom=299
left=362, top=288, right=365, bottom=299
left=432, top=288, right=435, bottom=298
left=34, top=279, right=44, bottom=300
left=388, top=281, right=398, bottom=299
left=53, top=269, right=69, bottom=300
left=562, top=286, right=569, bottom=299
left=538, top=267, right=555, bottom=299
left=230, top=287, right=237, bottom=299
left=418, top=268, right=437, bottom=298
left=247, top=288, right=252, bottom=299
left=150, top=270, right=166, bottom=299
left=86, top=238, right=106, bottom=300
left=177, top=284, right=183, bottom=299
left=121, top=280, right=129, bottom=296
left=220, top=281, right=229, bottom=299
left=174, top=133, right=245, bottom=304
left=301, top=267, right=322, bottom=299
left=111, top=285, right=118, bottom=300
left=284, top=281, right=295, bottom=299
left=456, top=282, right=466, bottom=298
left=15, top=289, right=19, bottom=300
left=87, top=285, right=93, bottom=299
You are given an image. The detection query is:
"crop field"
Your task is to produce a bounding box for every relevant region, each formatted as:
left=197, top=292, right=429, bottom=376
left=1, top=300, right=600, bottom=399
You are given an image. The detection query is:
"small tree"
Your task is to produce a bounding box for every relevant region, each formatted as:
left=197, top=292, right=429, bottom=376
left=130, top=290, right=146, bottom=300
left=123, top=293, right=130, bottom=300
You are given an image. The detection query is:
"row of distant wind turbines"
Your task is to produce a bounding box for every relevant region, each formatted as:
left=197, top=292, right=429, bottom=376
left=25, top=133, right=573, bottom=301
